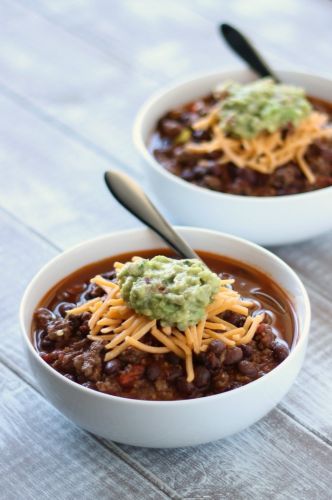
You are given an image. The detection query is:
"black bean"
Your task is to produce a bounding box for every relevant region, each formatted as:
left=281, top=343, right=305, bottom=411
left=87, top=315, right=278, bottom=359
left=64, top=373, right=76, bottom=382
left=57, top=302, right=75, bottom=317
left=208, top=339, right=226, bottom=356
left=160, top=119, right=183, bottom=138
left=192, top=129, right=212, bottom=142
left=104, top=359, right=122, bottom=375
left=166, top=352, right=181, bottom=365
left=192, top=165, right=208, bottom=178
left=224, top=347, right=243, bottom=365
left=222, top=311, right=246, bottom=327
left=81, top=312, right=91, bottom=322
left=238, top=360, right=258, bottom=378
left=82, top=381, right=96, bottom=390
left=86, top=284, right=104, bottom=299
left=204, top=352, right=221, bottom=371
left=181, top=168, right=196, bottom=181
left=68, top=314, right=82, bottom=330
left=146, top=363, right=161, bottom=382
left=176, top=377, right=196, bottom=396
left=203, top=175, right=222, bottom=190
left=241, top=344, right=253, bottom=359
left=34, top=308, right=55, bottom=329
left=40, top=338, right=55, bottom=351
left=102, top=270, right=116, bottom=281
left=260, top=331, right=275, bottom=348
left=194, top=366, right=211, bottom=388
left=273, top=342, right=289, bottom=361
left=166, top=364, right=183, bottom=381
left=207, top=150, right=223, bottom=160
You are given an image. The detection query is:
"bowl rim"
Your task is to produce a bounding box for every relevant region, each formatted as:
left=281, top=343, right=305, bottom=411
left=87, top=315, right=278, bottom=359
left=20, top=226, right=311, bottom=407
left=133, top=68, right=332, bottom=202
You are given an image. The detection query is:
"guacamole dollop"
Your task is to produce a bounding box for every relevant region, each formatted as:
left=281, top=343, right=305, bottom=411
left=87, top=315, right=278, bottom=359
left=218, top=78, right=312, bottom=139
left=116, top=256, right=221, bottom=331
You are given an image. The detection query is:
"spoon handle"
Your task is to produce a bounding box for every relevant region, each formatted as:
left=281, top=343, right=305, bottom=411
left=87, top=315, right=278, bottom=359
left=220, top=23, right=280, bottom=82
left=104, top=170, right=199, bottom=260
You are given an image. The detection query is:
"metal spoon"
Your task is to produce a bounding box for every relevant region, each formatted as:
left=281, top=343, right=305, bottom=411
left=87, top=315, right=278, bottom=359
left=220, top=23, right=280, bottom=82
left=104, top=170, right=200, bottom=260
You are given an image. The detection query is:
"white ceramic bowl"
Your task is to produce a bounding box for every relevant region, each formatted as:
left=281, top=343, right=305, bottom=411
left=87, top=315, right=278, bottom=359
left=20, top=227, right=310, bottom=448
left=134, top=69, right=332, bottom=246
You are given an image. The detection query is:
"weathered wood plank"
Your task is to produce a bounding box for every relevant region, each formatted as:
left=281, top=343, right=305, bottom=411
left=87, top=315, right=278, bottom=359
left=0, top=0, right=157, bottom=169
left=18, top=0, right=332, bottom=80
left=0, top=362, right=171, bottom=500
left=14, top=0, right=234, bottom=80
left=120, top=409, right=332, bottom=499
left=189, top=0, right=332, bottom=78
left=0, top=93, right=140, bottom=249
left=274, top=231, right=332, bottom=301
left=279, top=286, right=332, bottom=441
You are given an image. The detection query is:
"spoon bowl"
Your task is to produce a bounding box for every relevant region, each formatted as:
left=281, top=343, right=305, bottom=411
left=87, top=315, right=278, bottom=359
left=104, top=169, right=200, bottom=260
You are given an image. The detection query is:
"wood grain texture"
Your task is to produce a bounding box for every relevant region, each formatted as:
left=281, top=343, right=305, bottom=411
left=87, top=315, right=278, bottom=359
left=0, top=362, right=171, bottom=500
left=0, top=0, right=157, bottom=170
left=0, top=0, right=332, bottom=498
left=0, top=94, right=140, bottom=249
left=120, top=410, right=332, bottom=499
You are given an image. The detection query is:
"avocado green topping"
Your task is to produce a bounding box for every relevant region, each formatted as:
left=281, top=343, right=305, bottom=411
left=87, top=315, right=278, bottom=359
left=218, top=78, right=312, bottom=139
left=116, top=256, right=221, bottom=331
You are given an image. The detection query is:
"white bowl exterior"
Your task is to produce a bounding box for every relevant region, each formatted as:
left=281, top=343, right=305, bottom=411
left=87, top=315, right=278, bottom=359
left=134, top=70, right=332, bottom=246
left=20, top=228, right=310, bottom=447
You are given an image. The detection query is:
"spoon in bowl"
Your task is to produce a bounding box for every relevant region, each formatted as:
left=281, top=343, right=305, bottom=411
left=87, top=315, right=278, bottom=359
left=220, top=23, right=281, bottom=82
left=104, top=169, right=200, bottom=260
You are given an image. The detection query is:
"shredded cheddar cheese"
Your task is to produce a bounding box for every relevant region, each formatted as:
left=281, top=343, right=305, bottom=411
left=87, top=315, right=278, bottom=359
left=186, top=111, right=332, bottom=184
left=67, top=270, right=264, bottom=382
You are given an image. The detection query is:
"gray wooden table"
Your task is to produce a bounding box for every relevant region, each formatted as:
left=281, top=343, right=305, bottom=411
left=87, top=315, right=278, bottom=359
left=1, top=1, right=331, bottom=498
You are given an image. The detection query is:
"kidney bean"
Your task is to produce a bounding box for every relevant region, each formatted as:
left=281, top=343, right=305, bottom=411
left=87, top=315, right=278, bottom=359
left=224, top=347, right=243, bottom=365
left=260, top=331, right=275, bottom=348
left=146, top=363, right=161, bottom=382
left=194, top=366, right=211, bottom=388
left=104, top=359, right=122, bottom=376
left=238, top=360, right=258, bottom=378
left=208, top=339, right=226, bottom=356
